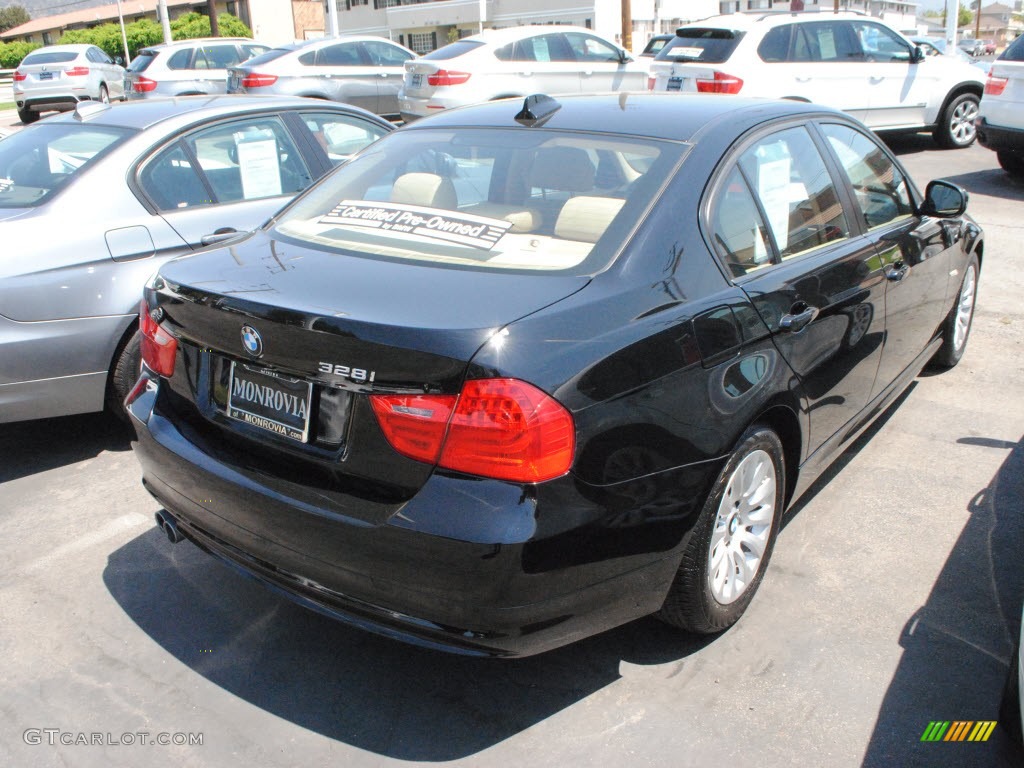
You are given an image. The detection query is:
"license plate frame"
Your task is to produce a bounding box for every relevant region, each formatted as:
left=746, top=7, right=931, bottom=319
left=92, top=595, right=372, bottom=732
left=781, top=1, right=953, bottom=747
left=410, top=73, right=422, bottom=89
left=667, top=77, right=682, bottom=92
left=226, top=362, right=313, bottom=443
left=38, top=71, right=53, bottom=81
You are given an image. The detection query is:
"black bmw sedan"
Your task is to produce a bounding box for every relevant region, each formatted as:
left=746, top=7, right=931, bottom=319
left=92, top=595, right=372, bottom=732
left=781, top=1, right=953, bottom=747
left=128, top=93, right=982, bottom=657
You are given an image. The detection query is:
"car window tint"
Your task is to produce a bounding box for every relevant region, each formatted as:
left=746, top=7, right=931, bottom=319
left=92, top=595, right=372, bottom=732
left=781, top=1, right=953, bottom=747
left=999, top=34, right=1024, bottom=61
left=166, top=48, right=193, bottom=70
left=513, top=34, right=574, bottom=63
left=852, top=21, right=911, bottom=62
left=183, top=117, right=313, bottom=204
left=128, top=50, right=156, bottom=72
left=565, top=33, right=620, bottom=63
left=241, top=44, right=270, bottom=60
left=22, top=51, right=78, bottom=65
left=738, top=127, right=849, bottom=260
left=821, top=123, right=913, bottom=229
left=710, top=166, right=774, bottom=277
left=655, top=28, right=742, bottom=63
left=197, top=45, right=242, bottom=69
left=273, top=127, right=683, bottom=275
left=758, top=26, right=791, bottom=62
left=362, top=40, right=413, bottom=67
left=317, top=43, right=364, bottom=66
left=139, top=145, right=211, bottom=210
left=799, top=21, right=860, bottom=63
left=299, top=112, right=390, bottom=166
left=0, top=124, right=130, bottom=208
left=244, top=47, right=295, bottom=67
left=420, top=41, right=484, bottom=61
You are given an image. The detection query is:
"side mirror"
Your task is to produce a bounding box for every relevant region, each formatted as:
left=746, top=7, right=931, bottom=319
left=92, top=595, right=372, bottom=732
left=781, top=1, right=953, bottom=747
left=620, top=50, right=633, bottom=64
left=910, top=45, right=925, bottom=64
left=919, top=179, right=968, bottom=217
left=115, top=56, right=125, bottom=67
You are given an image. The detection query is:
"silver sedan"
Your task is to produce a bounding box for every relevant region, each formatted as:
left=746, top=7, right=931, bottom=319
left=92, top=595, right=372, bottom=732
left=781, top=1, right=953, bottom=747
left=227, top=36, right=416, bottom=119
left=0, top=96, right=392, bottom=424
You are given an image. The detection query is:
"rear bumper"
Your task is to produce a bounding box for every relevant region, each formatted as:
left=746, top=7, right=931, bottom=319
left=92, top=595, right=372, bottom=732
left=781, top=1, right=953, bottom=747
left=128, top=376, right=700, bottom=657
left=976, top=117, right=1024, bottom=152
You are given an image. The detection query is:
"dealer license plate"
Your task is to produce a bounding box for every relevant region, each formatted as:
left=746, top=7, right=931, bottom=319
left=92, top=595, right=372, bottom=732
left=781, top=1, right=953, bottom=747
left=410, top=73, right=422, bottom=89
left=38, top=72, right=53, bottom=81
left=667, top=77, right=682, bottom=92
left=227, top=362, right=313, bottom=443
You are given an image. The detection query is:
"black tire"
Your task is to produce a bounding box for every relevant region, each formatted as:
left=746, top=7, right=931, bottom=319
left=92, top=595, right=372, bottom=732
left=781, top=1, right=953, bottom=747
left=933, top=92, right=980, bottom=149
left=932, top=253, right=979, bottom=369
left=1000, top=635, right=1022, bottom=744
left=106, top=329, right=141, bottom=421
left=997, top=150, right=1024, bottom=177
left=658, top=425, right=786, bottom=634
left=18, top=107, right=39, bottom=125
left=98, top=84, right=109, bottom=104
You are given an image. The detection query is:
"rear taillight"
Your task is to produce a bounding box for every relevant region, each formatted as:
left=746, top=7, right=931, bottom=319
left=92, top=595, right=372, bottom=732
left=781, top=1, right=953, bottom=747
left=427, top=70, right=472, bottom=87
left=647, top=76, right=656, bottom=91
left=12, top=69, right=25, bottom=82
left=371, top=378, right=575, bottom=483
left=133, top=76, right=158, bottom=93
left=139, top=299, right=177, bottom=378
left=695, top=71, right=743, bottom=94
left=64, top=66, right=90, bottom=77
left=241, top=72, right=278, bottom=88
left=985, top=75, right=1008, bottom=96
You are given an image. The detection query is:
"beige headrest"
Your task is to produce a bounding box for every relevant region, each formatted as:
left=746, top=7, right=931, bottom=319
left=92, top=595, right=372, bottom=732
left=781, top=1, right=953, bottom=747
left=390, top=172, right=458, bottom=209
left=529, top=147, right=595, bottom=193
left=554, top=196, right=626, bottom=243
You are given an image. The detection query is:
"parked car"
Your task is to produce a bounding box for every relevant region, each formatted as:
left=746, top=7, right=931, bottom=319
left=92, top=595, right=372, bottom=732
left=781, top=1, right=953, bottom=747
left=983, top=39, right=998, bottom=55
left=398, top=26, right=648, bottom=122
left=0, top=96, right=392, bottom=424
left=13, top=44, right=126, bottom=124
left=977, top=32, right=1024, bottom=175
left=126, top=37, right=269, bottom=99
left=911, top=36, right=990, bottom=76
left=128, top=92, right=982, bottom=658
left=640, top=34, right=673, bottom=58
left=958, top=37, right=984, bottom=57
left=227, top=36, right=416, bottom=120
left=649, top=13, right=985, bottom=148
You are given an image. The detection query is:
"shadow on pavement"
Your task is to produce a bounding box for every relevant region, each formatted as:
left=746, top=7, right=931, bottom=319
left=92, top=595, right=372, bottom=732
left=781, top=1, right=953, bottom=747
left=103, top=529, right=715, bottom=760
left=0, top=412, right=132, bottom=483
left=861, top=435, right=1024, bottom=767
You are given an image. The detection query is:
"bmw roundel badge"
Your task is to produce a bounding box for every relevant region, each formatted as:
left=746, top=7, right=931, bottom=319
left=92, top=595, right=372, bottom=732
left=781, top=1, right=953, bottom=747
left=241, top=325, right=263, bottom=357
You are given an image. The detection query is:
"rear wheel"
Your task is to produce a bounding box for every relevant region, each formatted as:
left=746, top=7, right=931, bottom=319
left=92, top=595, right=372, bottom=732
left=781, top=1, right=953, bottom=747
left=106, top=329, right=141, bottom=421
left=934, top=93, right=980, bottom=149
left=932, top=253, right=979, bottom=369
left=658, top=425, right=785, bottom=634
left=997, top=150, right=1024, bottom=177
left=17, top=108, right=39, bottom=124
left=99, top=84, right=110, bottom=104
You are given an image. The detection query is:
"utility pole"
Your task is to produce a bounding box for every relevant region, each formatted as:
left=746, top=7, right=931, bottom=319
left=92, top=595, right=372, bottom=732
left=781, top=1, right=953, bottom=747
left=327, top=0, right=340, bottom=37
left=157, top=0, right=172, bottom=44
left=621, top=0, right=632, bottom=53
left=209, top=1, right=220, bottom=37
left=114, top=0, right=130, bottom=64
left=974, top=1, right=983, bottom=45
left=945, top=0, right=958, bottom=50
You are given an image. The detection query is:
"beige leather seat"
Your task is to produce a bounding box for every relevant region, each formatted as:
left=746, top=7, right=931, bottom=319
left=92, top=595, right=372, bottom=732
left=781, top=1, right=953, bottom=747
left=528, top=147, right=595, bottom=195
left=554, top=196, right=625, bottom=243
left=390, top=172, right=457, bottom=209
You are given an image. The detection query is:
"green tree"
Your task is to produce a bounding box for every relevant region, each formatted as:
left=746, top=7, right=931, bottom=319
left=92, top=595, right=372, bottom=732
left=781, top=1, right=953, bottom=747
left=0, top=5, right=30, bottom=34
left=959, top=4, right=974, bottom=27
left=0, top=39, right=39, bottom=68
left=170, top=12, right=252, bottom=40
left=58, top=19, right=163, bottom=60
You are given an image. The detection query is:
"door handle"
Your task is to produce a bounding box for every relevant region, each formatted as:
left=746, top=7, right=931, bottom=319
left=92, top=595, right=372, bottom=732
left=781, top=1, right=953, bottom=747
left=796, top=76, right=811, bottom=82
left=870, top=76, right=885, bottom=83
left=200, top=228, right=239, bottom=246
left=780, top=304, right=819, bottom=333
left=885, top=261, right=909, bottom=282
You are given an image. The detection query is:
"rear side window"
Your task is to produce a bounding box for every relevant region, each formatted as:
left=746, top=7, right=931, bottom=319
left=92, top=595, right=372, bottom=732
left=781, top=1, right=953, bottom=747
left=317, top=43, right=364, bottom=66
left=420, top=41, right=484, bottom=60
left=243, top=47, right=296, bottom=67
left=21, top=50, right=78, bottom=65
left=128, top=51, right=156, bottom=72
left=195, top=44, right=243, bottom=69
left=1000, top=35, right=1024, bottom=61
left=166, top=48, right=193, bottom=70
left=655, top=28, right=743, bottom=63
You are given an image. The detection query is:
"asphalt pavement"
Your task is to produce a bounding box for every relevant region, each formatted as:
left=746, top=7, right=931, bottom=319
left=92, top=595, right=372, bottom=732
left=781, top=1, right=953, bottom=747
left=1, top=131, right=1023, bottom=768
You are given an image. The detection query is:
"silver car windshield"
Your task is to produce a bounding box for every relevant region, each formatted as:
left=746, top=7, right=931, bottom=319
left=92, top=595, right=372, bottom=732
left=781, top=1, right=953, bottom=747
left=273, top=127, right=685, bottom=275
left=0, top=124, right=132, bottom=208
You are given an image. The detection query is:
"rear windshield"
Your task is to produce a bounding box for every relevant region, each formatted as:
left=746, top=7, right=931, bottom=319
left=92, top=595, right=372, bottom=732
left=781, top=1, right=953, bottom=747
left=21, top=50, right=79, bottom=66
left=127, top=50, right=156, bottom=72
left=655, top=28, right=744, bottom=63
left=273, top=126, right=685, bottom=275
left=420, top=41, right=485, bottom=61
left=240, top=47, right=295, bottom=67
left=0, top=124, right=132, bottom=208
left=1000, top=34, right=1024, bottom=62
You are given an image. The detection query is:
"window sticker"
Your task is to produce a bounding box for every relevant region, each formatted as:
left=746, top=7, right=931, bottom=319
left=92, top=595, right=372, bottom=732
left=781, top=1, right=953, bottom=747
left=234, top=129, right=282, bottom=198
left=319, top=200, right=513, bottom=250
left=818, top=30, right=837, bottom=60
left=674, top=46, right=705, bottom=58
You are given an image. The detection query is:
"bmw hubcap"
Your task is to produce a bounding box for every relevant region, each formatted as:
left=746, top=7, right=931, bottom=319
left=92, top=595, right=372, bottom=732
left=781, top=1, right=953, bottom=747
left=950, top=101, right=978, bottom=145
left=953, top=264, right=976, bottom=352
left=708, top=449, right=777, bottom=605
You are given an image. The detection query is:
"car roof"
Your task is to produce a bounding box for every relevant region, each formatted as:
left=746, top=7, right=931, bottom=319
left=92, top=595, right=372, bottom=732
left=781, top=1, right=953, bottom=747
left=26, top=44, right=93, bottom=54
left=403, top=92, right=847, bottom=143
left=140, top=37, right=258, bottom=52
left=39, top=95, right=379, bottom=132
left=281, top=35, right=408, bottom=51
left=677, top=11, right=876, bottom=32
left=459, top=25, right=616, bottom=46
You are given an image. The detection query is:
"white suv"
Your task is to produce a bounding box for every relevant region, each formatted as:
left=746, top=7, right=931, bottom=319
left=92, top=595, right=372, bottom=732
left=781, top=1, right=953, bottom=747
left=649, top=13, right=985, bottom=148
left=399, top=26, right=648, bottom=122
left=977, top=33, right=1024, bottom=175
